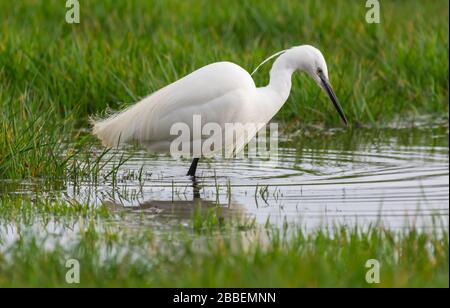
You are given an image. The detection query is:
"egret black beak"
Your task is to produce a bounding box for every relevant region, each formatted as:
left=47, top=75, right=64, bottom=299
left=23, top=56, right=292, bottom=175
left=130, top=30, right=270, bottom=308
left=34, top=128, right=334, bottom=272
left=318, top=71, right=348, bottom=126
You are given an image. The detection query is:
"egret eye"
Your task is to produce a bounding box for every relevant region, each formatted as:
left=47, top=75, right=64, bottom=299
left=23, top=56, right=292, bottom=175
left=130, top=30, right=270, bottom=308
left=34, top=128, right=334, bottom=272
left=317, top=68, right=323, bottom=74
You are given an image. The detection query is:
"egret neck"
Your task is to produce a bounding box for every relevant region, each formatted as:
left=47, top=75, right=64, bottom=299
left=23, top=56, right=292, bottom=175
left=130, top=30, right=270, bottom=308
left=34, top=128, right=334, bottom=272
left=257, top=45, right=348, bottom=126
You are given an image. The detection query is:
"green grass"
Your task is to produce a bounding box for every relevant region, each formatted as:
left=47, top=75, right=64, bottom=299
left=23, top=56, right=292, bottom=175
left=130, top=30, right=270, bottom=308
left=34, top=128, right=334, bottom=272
left=0, top=0, right=448, bottom=179
left=0, top=197, right=448, bottom=288
left=0, top=1, right=448, bottom=288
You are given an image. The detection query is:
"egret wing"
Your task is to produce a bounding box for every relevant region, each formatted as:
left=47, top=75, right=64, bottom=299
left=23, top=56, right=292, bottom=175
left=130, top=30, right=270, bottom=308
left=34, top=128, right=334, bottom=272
left=92, top=62, right=256, bottom=152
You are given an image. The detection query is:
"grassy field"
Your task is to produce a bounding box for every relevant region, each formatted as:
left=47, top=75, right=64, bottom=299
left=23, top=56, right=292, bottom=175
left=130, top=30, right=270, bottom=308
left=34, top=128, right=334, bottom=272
left=0, top=197, right=448, bottom=288
left=0, top=0, right=449, bottom=288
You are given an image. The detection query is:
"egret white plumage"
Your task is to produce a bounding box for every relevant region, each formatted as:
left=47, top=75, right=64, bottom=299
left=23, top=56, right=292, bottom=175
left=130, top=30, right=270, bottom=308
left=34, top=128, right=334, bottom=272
left=92, top=45, right=348, bottom=177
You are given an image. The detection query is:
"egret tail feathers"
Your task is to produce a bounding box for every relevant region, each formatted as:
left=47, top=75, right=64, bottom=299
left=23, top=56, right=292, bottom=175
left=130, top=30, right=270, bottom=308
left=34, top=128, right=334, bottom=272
left=91, top=93, right=161, bottom=148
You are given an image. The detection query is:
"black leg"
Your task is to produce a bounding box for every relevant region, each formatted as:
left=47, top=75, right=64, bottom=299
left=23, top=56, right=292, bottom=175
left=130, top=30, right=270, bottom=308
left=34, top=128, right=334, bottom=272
left=192, top=177, right=201, bottom=199
left=187, top=158, right=200, bottom=177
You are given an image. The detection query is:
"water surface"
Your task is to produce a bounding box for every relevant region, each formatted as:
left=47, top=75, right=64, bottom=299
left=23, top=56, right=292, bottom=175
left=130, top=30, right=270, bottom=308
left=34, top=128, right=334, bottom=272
left=2, top=119, right=449, bottom=233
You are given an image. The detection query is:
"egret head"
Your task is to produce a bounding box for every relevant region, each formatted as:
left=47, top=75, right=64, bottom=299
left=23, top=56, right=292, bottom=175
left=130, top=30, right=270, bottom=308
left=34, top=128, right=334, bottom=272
left=291, top=45, right=348, bottom=126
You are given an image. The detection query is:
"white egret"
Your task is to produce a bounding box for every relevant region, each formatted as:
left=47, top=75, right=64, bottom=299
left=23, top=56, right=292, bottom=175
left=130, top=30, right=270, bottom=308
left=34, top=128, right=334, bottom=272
left=92, top=45, right=348, bottom=177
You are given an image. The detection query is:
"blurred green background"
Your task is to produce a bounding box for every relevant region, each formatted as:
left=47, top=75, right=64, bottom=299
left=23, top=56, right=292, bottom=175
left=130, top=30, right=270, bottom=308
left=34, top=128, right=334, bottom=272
left=1, top=0, right=448, bottom=121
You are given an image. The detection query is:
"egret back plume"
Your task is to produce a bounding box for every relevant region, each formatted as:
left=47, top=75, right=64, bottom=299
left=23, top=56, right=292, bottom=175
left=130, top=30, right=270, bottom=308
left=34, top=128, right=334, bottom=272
left=251, top=49, right=288, bottom=76
left=91, top=88, right=168, bottom=148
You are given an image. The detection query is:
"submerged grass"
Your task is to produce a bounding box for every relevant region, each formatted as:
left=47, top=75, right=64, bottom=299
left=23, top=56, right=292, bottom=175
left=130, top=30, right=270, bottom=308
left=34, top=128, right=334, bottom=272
left=0, top=197, right=448, bottom=288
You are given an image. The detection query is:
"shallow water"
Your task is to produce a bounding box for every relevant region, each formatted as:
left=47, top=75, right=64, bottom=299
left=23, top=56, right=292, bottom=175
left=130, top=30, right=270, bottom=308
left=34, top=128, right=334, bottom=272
left=2, top=119, right=449, bottom=233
